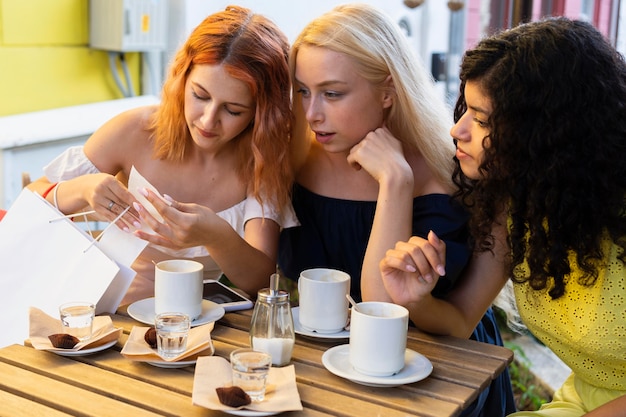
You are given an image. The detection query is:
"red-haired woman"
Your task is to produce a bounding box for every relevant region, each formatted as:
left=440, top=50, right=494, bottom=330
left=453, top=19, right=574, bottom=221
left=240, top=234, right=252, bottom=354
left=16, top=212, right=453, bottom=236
left=27, top=6, right=298, bottom=305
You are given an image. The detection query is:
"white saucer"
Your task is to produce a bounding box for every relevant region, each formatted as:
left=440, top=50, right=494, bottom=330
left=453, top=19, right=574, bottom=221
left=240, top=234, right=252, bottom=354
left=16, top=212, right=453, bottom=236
left=50, top=339, right=118, bottom=357
left=321, top=344, right=433, bottom=387
left=127, top=298, right=225, bottom=327
left=222, top=411, right=279, bottom=417
left=145, top=359, right=197, bottom=368
left=292, top=307, right=350, bottom=340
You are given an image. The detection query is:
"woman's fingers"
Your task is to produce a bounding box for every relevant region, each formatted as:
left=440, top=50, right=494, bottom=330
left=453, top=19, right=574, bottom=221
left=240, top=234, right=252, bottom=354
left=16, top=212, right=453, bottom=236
left=406, top=233, right=446, bottom=276
left=381, top=247, right=417, bottom=273
left=133, top=190, right=189, bottom=250
left=133, top=201, right=163, bottom=232
left=105, top=199, right=141, bottom=230
left=385, top=235, right=445, bottom=284
left=89, top=175, right=140, bottom=228
left=380, top=247, right=437, bottom=305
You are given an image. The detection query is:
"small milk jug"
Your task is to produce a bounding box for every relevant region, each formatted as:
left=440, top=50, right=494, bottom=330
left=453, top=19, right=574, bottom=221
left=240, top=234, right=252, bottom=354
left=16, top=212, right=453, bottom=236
left=250, top=274, right=295, bottom=366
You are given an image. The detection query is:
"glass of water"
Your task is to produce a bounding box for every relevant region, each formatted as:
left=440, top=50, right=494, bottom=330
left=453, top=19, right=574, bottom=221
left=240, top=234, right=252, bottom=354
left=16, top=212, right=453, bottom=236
left=59, top=301, right=96, bottom=341
left=155, top=312, right=190, bottom=359
left=230, top=348, right=272, bottom=402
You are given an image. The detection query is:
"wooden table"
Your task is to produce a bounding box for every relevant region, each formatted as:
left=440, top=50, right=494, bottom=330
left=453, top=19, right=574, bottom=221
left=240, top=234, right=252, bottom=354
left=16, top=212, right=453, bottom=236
left=0, top=308, right=512, bottom=416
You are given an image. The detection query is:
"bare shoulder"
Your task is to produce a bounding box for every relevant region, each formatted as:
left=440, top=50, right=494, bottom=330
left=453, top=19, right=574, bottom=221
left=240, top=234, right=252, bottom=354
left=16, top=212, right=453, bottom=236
left=407, top=151, right=451, bottom=196
left=297, top=141, right=355, bottom=183
left=84, top=105, right=157, bottom=173
left=295, top=140, right=329, bottom=184
left=97, top=105, right=155, bottom=137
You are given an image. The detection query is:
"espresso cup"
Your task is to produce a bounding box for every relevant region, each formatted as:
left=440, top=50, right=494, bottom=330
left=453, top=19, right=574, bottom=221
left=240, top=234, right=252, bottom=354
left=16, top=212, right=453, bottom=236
left=349, top=301, right=409, bottom=377
left=154, top=260, right=203, bottom=320
left=297, top=268, right=350, bottom=334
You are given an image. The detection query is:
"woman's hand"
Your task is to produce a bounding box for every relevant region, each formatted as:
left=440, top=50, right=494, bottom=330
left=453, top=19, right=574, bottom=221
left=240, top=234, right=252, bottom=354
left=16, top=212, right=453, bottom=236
left=28, top=173, right=140, bottom=230
left=83, top=173, right=140, bottom=227
left=379, top=231, right=446, bottom=305
left=134, top=189, right=280, bottom=296
left=347, top=127, right=413, bottom=186
left=132, top=188, right=219, bottom=249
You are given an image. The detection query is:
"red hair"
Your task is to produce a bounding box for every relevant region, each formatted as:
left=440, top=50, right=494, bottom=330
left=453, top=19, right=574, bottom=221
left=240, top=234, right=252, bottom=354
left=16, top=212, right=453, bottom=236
left=150, top=5, right=294, bottom=209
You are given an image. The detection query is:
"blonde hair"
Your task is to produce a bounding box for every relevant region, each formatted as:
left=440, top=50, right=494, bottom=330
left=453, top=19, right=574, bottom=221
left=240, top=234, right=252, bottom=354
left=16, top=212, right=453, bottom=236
left=290, top=3, right=455, bottom=189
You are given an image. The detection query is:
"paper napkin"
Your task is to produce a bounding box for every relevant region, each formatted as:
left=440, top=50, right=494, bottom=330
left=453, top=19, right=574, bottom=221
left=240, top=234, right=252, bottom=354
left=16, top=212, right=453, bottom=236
left=121, top=323, right=214, bottom=362
left=192, top=356, right=303, bottom=413
left=29, top=307, right=121, bottom=351
left=128, top=165, right=169, bottom=227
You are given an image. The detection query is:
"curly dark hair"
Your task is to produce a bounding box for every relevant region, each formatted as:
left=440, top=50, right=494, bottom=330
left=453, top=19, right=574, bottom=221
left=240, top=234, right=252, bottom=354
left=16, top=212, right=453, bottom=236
left=452, top=17, right=626, bottom=299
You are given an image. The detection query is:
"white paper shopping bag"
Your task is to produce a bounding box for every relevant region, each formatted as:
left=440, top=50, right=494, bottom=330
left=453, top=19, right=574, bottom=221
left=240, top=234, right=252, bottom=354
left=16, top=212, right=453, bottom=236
left=0, top=189, right=146, bottom=347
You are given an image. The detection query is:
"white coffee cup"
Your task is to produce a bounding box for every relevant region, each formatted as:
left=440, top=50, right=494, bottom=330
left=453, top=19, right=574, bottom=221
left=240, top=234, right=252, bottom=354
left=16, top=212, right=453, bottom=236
left=297, top=268, right=350, bottom=334
left=154, top=259, right=203, bottom=320
left=349, top=301, right=409, bottom=377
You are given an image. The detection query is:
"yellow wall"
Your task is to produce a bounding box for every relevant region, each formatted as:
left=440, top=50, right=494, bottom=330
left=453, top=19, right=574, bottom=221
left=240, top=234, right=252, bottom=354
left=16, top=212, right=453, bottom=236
left=0, top=0, right=141, bottom=116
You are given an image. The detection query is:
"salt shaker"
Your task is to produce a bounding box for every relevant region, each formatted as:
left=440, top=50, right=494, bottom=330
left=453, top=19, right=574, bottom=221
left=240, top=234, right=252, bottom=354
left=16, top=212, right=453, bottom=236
left=250, top=274, right=295, bottom=366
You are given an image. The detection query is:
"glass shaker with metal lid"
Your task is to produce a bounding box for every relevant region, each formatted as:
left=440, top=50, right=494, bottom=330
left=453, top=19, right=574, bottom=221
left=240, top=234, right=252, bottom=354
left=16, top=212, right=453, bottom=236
left=250, top=273, right=295, bottom=366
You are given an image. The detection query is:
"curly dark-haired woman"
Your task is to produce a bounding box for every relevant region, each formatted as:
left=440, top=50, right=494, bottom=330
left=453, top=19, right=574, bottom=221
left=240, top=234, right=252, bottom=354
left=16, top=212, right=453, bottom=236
left=380, top=17, right=626, bottom=416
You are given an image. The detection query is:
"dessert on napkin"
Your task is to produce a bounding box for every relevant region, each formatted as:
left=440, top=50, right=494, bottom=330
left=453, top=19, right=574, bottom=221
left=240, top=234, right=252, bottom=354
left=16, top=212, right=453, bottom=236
left=29, top=307, right=121, bottom=351
left=121, top=323, right=214, bottom=362
left=192, top=356, right=303, bottom=413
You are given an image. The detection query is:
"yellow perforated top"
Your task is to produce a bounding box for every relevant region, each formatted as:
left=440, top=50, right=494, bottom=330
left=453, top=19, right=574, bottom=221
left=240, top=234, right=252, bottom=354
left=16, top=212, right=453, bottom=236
left=513, top=234, right=626, bottom=390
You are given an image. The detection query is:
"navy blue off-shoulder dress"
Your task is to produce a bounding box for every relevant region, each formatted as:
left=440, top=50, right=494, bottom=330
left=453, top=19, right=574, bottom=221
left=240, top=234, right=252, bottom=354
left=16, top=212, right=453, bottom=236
left=279, top=183, right=516, bottom=417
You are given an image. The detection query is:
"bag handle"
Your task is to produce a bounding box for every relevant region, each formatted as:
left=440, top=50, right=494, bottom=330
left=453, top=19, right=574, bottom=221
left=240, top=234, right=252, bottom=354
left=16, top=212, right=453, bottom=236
left=49, top=210, right=98, bottom=238
left=49, top=206, right=131, bottom=253
left=83, top=205, right=131, bottom=252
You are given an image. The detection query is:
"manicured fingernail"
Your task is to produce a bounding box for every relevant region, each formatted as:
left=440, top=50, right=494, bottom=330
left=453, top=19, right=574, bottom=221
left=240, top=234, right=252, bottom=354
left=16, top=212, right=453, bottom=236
left=163, top=194, right=174, bottom=206
left=138, top=187, right=148, bottom=197
left=133, top=221, right=141, bottom=228
left=123, top=226, right=130, bottom=233
left=406, top=264, right=416, bottom=272
left=133, top=202, right=142, bottom=212
left=437, top=265, right=446, bottom=276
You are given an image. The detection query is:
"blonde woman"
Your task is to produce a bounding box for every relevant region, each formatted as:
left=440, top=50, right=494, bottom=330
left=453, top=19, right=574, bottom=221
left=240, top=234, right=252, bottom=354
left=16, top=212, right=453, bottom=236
left=278, top=4, right=515, bottom=416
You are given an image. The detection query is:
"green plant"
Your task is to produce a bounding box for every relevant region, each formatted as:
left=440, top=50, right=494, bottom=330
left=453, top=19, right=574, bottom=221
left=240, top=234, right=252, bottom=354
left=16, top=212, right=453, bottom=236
left=493, top=305, right=553, bottom=411
left=505, top=341, right=552, bottom=411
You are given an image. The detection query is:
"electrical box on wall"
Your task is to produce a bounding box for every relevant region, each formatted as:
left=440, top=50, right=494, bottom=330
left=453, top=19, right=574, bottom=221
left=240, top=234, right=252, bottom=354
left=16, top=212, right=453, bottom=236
left=89, top=0, right=167, bottom=52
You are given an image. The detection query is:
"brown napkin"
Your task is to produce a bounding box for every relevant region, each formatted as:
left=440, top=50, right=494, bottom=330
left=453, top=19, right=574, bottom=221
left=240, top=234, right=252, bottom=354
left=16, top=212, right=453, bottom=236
left=121, top=323, right=214, bottom=362
left=29, top=307, right=121, bottom=351
left=192, top=356, right=303, bottom=413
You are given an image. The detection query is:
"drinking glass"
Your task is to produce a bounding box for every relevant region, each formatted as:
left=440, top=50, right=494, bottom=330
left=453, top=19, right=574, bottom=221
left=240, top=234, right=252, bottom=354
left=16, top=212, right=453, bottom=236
left=59, top=301, right=95, bottom=341
left=230, top=348, right=271, bottom=402
left=155, top=312, right=190, bottom=359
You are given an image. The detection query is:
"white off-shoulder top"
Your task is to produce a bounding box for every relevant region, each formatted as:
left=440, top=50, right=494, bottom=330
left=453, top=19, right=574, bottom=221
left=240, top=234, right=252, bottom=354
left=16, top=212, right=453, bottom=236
left=44, top=146, right=299, bottom=305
